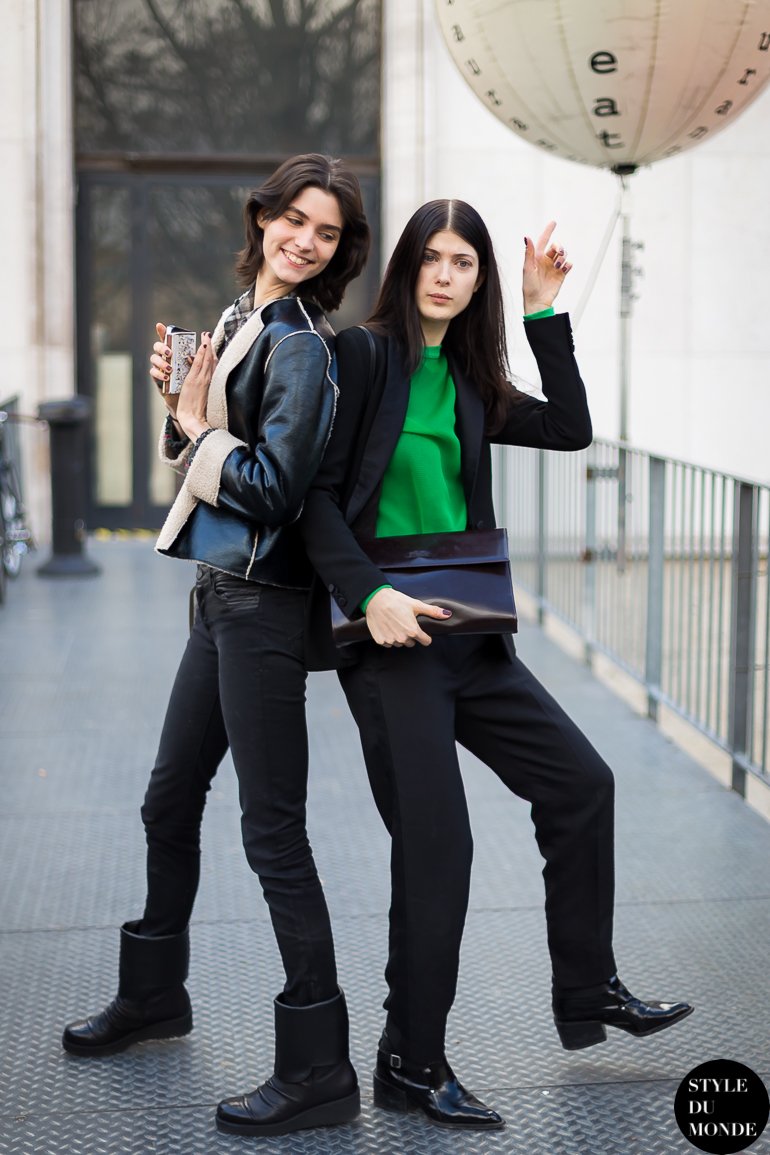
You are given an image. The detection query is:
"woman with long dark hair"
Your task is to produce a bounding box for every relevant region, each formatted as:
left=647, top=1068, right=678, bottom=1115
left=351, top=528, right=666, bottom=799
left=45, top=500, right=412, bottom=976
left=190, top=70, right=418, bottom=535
left=301, top=199, right=693, bottom=1130
left=62, top=154, right=370, bottom=1139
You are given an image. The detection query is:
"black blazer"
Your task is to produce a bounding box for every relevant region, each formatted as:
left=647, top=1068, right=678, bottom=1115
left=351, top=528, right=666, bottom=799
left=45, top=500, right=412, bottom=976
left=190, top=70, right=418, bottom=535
left=300, top=313, right=592, bottom=669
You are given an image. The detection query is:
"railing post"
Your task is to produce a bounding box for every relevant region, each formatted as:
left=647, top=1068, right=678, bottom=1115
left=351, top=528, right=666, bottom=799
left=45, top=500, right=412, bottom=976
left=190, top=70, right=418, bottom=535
left=645, top=456, right=666, bottom=720
left=728, top=482, right=757, bottom=797
left=617, top=445, right=627, bottom=574
left=536, top=451, right=546, bottom=625
left=496, top=443, right=508, bottom=531
left=583, top=450, right=597, bottom=666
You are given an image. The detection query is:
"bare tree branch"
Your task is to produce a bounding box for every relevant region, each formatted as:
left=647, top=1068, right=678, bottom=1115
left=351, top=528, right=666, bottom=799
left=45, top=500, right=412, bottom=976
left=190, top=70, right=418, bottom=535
left=142, top=0, right=193, bottom=67
left=75, top=0, right=381, bottom=156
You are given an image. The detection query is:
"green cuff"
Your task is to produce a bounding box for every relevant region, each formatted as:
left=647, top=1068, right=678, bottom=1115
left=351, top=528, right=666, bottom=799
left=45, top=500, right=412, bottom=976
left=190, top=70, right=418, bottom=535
left=361, top=584, right=392, bottom=613
left=523, top=307, right=555, bottom=321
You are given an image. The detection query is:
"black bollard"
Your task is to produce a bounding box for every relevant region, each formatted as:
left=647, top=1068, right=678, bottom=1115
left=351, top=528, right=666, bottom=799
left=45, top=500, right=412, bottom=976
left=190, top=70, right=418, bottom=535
left=37, top=396, right=101, bottom=577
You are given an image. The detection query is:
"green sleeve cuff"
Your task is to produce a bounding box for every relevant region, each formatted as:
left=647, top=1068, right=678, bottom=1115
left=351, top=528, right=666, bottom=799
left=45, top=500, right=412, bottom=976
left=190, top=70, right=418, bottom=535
left=523, top=307, right=555, bottom=321
left=360, top=584, right=392, bottom=613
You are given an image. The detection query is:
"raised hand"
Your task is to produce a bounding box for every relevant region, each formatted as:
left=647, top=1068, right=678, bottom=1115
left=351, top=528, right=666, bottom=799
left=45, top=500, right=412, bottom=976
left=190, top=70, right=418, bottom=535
left=523, top=221, right=573, bottom=315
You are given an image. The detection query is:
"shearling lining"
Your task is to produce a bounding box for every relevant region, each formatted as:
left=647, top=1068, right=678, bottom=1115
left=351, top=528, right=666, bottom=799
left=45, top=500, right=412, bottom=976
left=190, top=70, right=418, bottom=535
left=155, top=302, right=272, bottom=554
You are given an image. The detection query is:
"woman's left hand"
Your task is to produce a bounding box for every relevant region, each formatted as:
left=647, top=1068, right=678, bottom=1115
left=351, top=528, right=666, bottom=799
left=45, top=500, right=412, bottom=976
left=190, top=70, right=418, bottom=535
left=176, top=333, right=218, bottom=442
left=523, top=221, right=573, bottom=314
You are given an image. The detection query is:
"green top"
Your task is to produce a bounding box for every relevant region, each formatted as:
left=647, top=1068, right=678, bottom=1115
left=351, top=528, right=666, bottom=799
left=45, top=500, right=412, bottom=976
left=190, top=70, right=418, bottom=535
left=360, top=308, right=555, bottom=611
left=375, top=345, right=467, bottom=538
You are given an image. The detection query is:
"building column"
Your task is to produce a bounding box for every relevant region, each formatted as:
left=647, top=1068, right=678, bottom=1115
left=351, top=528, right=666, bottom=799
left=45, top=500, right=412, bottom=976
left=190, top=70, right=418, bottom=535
left=381, top=0, right=439, bottom=258
left=36, top=0, right=76, bottom=410
left=0, top=0, right=75, bottom=543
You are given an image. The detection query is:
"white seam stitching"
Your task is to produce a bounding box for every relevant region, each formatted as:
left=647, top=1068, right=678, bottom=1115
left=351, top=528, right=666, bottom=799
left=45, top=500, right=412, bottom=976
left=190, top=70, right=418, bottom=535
left=264, top=328, right=330, bottom=371
left=296, top=297, right=316, bottom=332
left=245, top=531, right=260, bottom=579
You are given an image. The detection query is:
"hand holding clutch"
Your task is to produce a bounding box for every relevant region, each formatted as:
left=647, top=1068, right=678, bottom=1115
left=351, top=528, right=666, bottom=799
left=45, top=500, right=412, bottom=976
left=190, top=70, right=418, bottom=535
left=363, top=587, right=453, bottom=648
left=331, top=528, right=517, bottom=648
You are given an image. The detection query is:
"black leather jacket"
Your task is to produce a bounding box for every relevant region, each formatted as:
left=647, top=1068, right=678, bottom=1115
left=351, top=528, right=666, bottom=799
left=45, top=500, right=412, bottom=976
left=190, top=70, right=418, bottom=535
left=157, top=296, right=337, bottom=589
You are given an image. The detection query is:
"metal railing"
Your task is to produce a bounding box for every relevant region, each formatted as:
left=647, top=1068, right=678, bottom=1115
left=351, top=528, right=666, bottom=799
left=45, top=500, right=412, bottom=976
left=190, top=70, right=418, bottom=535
left=494, top=439, right=770, bottom=794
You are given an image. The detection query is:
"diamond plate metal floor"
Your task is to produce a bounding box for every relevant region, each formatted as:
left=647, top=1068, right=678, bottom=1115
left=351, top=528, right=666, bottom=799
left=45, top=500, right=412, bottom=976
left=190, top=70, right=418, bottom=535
left=1, top=540, right=769, bottom=1155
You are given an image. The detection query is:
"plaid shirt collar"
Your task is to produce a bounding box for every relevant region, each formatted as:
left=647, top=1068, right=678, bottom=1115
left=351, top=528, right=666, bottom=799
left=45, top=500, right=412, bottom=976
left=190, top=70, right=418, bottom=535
left=220, top=287, right=255, bottom=349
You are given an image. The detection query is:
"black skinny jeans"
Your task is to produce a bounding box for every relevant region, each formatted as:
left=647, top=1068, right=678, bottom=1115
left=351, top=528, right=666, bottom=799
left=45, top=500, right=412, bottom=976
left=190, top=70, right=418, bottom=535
left=139, top=565, right=337, bottom=1006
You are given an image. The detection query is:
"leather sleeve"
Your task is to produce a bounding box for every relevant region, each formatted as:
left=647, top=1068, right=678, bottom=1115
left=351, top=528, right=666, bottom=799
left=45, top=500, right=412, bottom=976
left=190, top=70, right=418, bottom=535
left=492, top=313, right=593, bottom=450
left=216, top=327, right=337, bottom=527
left=299, top=327, right=389, bottom=619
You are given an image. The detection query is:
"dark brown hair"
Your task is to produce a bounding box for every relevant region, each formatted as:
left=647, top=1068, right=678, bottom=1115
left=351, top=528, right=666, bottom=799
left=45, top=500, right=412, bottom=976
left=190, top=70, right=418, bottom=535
left=367, top=199, right=511, bottom=431
left=235, top=153, right=370, bottom=312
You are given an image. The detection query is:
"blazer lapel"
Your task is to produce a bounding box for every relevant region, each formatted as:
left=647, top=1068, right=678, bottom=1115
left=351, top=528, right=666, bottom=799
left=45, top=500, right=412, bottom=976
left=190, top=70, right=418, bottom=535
left=448, top=352, right=485, bottom=503
left=346, top=334, right=410, bottom=527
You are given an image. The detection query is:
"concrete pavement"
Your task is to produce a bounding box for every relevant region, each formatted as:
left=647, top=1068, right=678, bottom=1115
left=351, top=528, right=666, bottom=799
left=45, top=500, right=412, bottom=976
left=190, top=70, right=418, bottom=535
left=1, top=538, right=769, bottom=1155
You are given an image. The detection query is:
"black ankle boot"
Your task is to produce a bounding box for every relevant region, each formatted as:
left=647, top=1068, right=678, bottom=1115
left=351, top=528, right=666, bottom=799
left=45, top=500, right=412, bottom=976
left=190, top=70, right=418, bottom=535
left=373, top=1034, right=505, bottom=1130
left=216, top=988, right=360, bottom=1137
left=62, top=921, right=192, bottom=1056
left=553, top=975, right=693, bottom=1050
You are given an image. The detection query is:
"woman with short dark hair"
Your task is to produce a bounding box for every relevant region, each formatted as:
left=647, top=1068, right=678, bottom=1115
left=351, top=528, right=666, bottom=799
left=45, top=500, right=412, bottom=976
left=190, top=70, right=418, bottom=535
left=301, top=198, right=693, bottom=1131
left=62, top=153, right=370, bottom=1140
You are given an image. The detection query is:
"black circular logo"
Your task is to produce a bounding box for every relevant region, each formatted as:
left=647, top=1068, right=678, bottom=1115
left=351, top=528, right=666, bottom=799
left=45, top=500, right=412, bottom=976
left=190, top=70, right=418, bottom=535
left=674, top=1060, right=769, bottom=1153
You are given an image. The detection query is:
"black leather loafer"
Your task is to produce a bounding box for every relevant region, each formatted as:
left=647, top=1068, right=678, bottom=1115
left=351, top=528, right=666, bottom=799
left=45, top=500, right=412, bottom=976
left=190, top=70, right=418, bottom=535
left=373, top=1043, right=504, bottom=1130
left=553, top=975, right=694, bottom=1050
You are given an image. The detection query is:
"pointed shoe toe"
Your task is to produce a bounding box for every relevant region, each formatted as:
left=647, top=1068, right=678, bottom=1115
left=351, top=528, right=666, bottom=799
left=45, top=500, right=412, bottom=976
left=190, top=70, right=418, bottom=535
left=554, top=976, right=694, bottom=1051
left=373, top=1050, right=505, bottom=1130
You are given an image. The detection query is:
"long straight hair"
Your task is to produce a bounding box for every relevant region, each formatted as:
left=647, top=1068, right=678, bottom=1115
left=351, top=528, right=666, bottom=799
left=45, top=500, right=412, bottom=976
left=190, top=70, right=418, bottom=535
left=367, top=199, right=511, bottom=431
left=235, top=154, right=370, bottom=312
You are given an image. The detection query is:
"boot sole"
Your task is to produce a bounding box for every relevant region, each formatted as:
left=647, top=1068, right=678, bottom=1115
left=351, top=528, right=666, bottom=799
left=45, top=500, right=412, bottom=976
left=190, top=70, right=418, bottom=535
left=556, top=1004, right=694, bottom=1051
left=373, top=1072, right=506, bottom=1130
left=215, top=1089, right=361, bottom=1136
left=62, top=1011, right=193, bottom=1057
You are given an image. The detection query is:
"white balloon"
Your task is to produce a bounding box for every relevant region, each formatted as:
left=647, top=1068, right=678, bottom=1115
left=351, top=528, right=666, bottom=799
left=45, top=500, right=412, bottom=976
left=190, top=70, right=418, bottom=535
left=434, top=0, right=770, bottom=170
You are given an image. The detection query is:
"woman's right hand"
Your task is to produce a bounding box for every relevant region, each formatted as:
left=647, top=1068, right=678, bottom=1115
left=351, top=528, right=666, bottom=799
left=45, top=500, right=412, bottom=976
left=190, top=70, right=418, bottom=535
left=364, top=587, right=452, bottom=648
left=149, top=322, right=179, bottom=418
left=522, top=222, right=573, bottom=314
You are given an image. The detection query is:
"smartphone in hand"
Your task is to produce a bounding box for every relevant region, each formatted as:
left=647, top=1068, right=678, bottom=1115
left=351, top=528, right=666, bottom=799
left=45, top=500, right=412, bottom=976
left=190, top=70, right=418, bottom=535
left=163, top=326, right=198, bottom=394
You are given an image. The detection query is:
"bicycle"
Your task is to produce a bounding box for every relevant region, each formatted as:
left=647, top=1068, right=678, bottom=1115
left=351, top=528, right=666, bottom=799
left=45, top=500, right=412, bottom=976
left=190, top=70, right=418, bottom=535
left=0, top=409, right=34, bottom=604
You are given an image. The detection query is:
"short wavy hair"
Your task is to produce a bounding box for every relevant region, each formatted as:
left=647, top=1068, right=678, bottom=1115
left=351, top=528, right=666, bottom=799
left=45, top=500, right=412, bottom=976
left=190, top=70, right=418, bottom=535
left=235, top=153, right=370, bottom=313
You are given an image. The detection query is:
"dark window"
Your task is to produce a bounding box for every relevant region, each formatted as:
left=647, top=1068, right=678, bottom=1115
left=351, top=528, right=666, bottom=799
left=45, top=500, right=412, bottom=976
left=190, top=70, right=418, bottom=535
left=74, top=0, right=381, bottom=529
left=75, top=0, right=380, bottom=158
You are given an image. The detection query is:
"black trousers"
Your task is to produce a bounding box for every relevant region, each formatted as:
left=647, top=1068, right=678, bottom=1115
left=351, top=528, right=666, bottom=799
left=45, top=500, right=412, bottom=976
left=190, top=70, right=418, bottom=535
left=339, top=634, right=616, bottom=1063
left=139, top=566, right=337, bottom=1006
